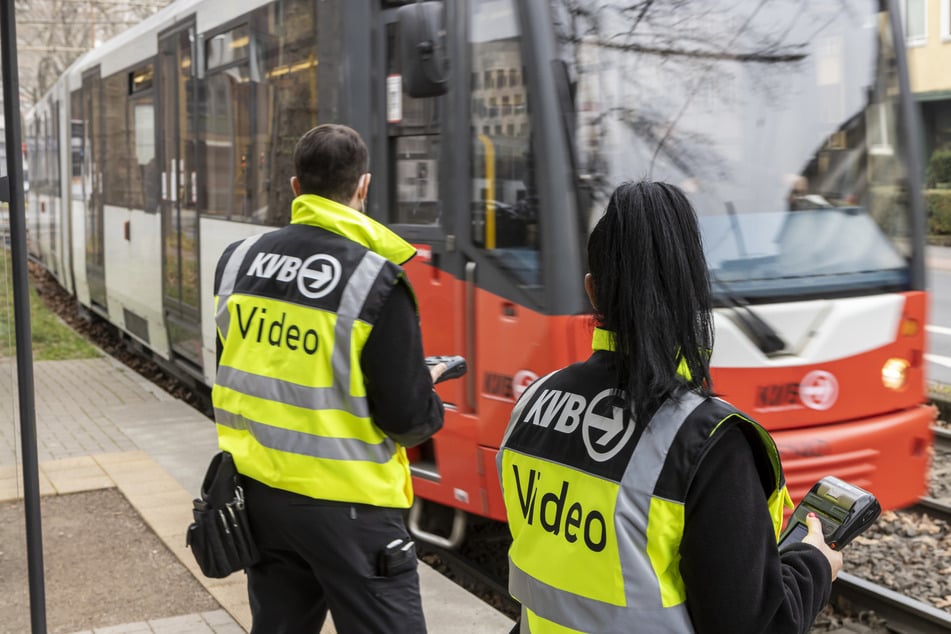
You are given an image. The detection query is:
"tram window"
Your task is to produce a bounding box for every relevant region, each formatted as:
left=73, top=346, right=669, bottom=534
left=48, top=110, right=57, bottom=194
left=34, top=117, right=45, bottom=193
left=70, top=92, right=82, bottom=182
left=469, top=0, right=540, bottom=288
left=103, top=71, right=132, bottom=208
left=131, top=102, right=157, bottom=213
left=130, top=65, right=154, bottom=94
left=42, top=116, right=50, bottom=192
left=206, top=24, right=251, bottom=70
left=395, top=135, right=439, bottom=224
left=199, top=0, right=317, bottom=226
left=202, top=69, right=254, bottom=219
left=385, top=18, right=441, bottom=226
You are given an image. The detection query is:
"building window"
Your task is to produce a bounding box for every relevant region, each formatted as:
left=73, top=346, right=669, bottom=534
left=942, top=0, right=951, bottom=39
left=904, top=0, right=926, bottom=44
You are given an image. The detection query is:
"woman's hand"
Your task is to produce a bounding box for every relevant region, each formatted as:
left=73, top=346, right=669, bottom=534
left=801, top=512, right=843, bottom=581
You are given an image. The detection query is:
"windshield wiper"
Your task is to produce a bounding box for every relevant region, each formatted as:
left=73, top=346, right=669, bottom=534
left=714, top=201, right=785, bottom=354
left=710, top=273, right=786, bottom=355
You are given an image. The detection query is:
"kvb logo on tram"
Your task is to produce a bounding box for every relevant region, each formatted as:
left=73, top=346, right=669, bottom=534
left=799, top=370, right=838, bottom=411
left=247, top=251, right=342, bottom=299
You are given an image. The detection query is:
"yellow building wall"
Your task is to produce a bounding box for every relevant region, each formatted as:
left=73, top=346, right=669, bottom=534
left=907, top=0, right=951, bottom=95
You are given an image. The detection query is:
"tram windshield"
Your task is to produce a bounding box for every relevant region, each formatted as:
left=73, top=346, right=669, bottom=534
left=553, top=0, right=912, bottom=302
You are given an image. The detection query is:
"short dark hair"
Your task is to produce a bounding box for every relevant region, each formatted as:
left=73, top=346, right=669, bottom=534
left=293, top=124, right=368, bottom=204
left=587, top=181, right=714, bottom=424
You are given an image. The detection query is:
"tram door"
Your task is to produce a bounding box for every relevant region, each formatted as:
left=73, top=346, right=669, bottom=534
left=158, top=25, right=202, bottom=370
left=81, top=68, right=107, bottom=313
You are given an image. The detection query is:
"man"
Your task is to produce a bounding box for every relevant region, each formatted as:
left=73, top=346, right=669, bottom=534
left=212, top=124, right=445, bottom=633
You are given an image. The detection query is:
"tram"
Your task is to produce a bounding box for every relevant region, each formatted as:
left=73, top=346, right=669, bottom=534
left=24, top=0, right=935, bottom=546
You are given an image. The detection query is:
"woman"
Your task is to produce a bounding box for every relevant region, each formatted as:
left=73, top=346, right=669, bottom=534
left=498, top=181, right=841, bottom=633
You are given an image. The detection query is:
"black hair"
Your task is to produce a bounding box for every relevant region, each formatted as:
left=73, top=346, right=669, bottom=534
left=293, top=124, right=368, bottom=204
left=587, top=181, right=714, bottom=425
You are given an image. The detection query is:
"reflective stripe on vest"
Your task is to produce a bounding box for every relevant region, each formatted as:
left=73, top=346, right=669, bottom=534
left=213, top=231, right=411, bottom=507
left=215, top=233, right=263, bottom=343
left=502, top=390, right=788, bottom=633
left=213, top=407, right=395, bottom=463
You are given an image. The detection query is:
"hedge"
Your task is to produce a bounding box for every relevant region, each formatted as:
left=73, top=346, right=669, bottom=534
left=926, top=148, right=951, bottom=188
left=867, top=187, right=951, bottom=237
left=925, top=189, right=951, bottom=235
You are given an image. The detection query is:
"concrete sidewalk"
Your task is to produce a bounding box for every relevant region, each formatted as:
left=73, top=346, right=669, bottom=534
left=0, top=356, right=515, bottom=633
left=928, top=244, right=951, bottom=272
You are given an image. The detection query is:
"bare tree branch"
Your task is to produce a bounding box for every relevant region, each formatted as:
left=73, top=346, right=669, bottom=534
left=17, top=0, right=174, bottom=105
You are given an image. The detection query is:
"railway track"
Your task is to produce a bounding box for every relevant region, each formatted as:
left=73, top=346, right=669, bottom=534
left=934, top=425, right=951, bottom=452
left=831, top=572, right=951, bottom=633
left=819, top=423, right=951, bottom=632
left=915, top=426, right=951, bottom=524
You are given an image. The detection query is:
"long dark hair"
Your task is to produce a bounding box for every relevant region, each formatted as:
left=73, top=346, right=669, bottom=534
left=587, top=181, right=714, bottom=424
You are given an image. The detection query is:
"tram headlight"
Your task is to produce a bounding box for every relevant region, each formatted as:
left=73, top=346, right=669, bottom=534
left=881, top=358, right=910, bottom=391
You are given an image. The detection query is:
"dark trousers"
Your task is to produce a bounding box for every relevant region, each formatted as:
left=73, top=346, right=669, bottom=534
left=242, top=477, right=426, bottom=634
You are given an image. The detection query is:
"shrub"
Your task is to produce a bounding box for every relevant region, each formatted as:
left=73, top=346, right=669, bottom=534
left=926, top=148, right=951, bottom=188
left=925, top=189, right=951, bottom=235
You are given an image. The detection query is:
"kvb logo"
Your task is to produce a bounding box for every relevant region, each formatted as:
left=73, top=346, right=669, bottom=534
left=582, top=389, right=635, bottom=463
left=246, top=252, right=341, bottom=299
left=523, top=387, right=635, bottom=463
left=297, top=254, right=341, bottom=299
left=799, top=370, right=838, bottom=411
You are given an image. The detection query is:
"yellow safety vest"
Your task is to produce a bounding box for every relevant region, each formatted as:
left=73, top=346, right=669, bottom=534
left=498, top=328, right=793, bottom=632
left=212, top=194, right=418, bottom=508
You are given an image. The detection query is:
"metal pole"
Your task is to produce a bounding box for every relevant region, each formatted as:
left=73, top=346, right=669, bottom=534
left=0, top=0, right=48, bottom=631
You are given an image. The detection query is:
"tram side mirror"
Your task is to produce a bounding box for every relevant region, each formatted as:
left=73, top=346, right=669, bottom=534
left=397, top=1, right=448, bottom=98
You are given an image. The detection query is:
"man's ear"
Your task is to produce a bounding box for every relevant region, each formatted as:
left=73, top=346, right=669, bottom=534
left=290, top=176, right=301, bottom=197
left=358, top=173, right=372, bottom=200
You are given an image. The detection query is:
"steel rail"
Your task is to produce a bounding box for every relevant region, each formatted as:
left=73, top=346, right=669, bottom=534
left=933, top=426, right=951, bottom=451
left=909, top=497, right=951, bottom=524
left=831, top=572, right=951, bottom=634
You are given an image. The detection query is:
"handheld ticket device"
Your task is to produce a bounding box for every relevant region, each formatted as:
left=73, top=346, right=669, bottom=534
left=425, top=355, right=467, bottom=384
left=778, top=476, right=881, bottom=551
